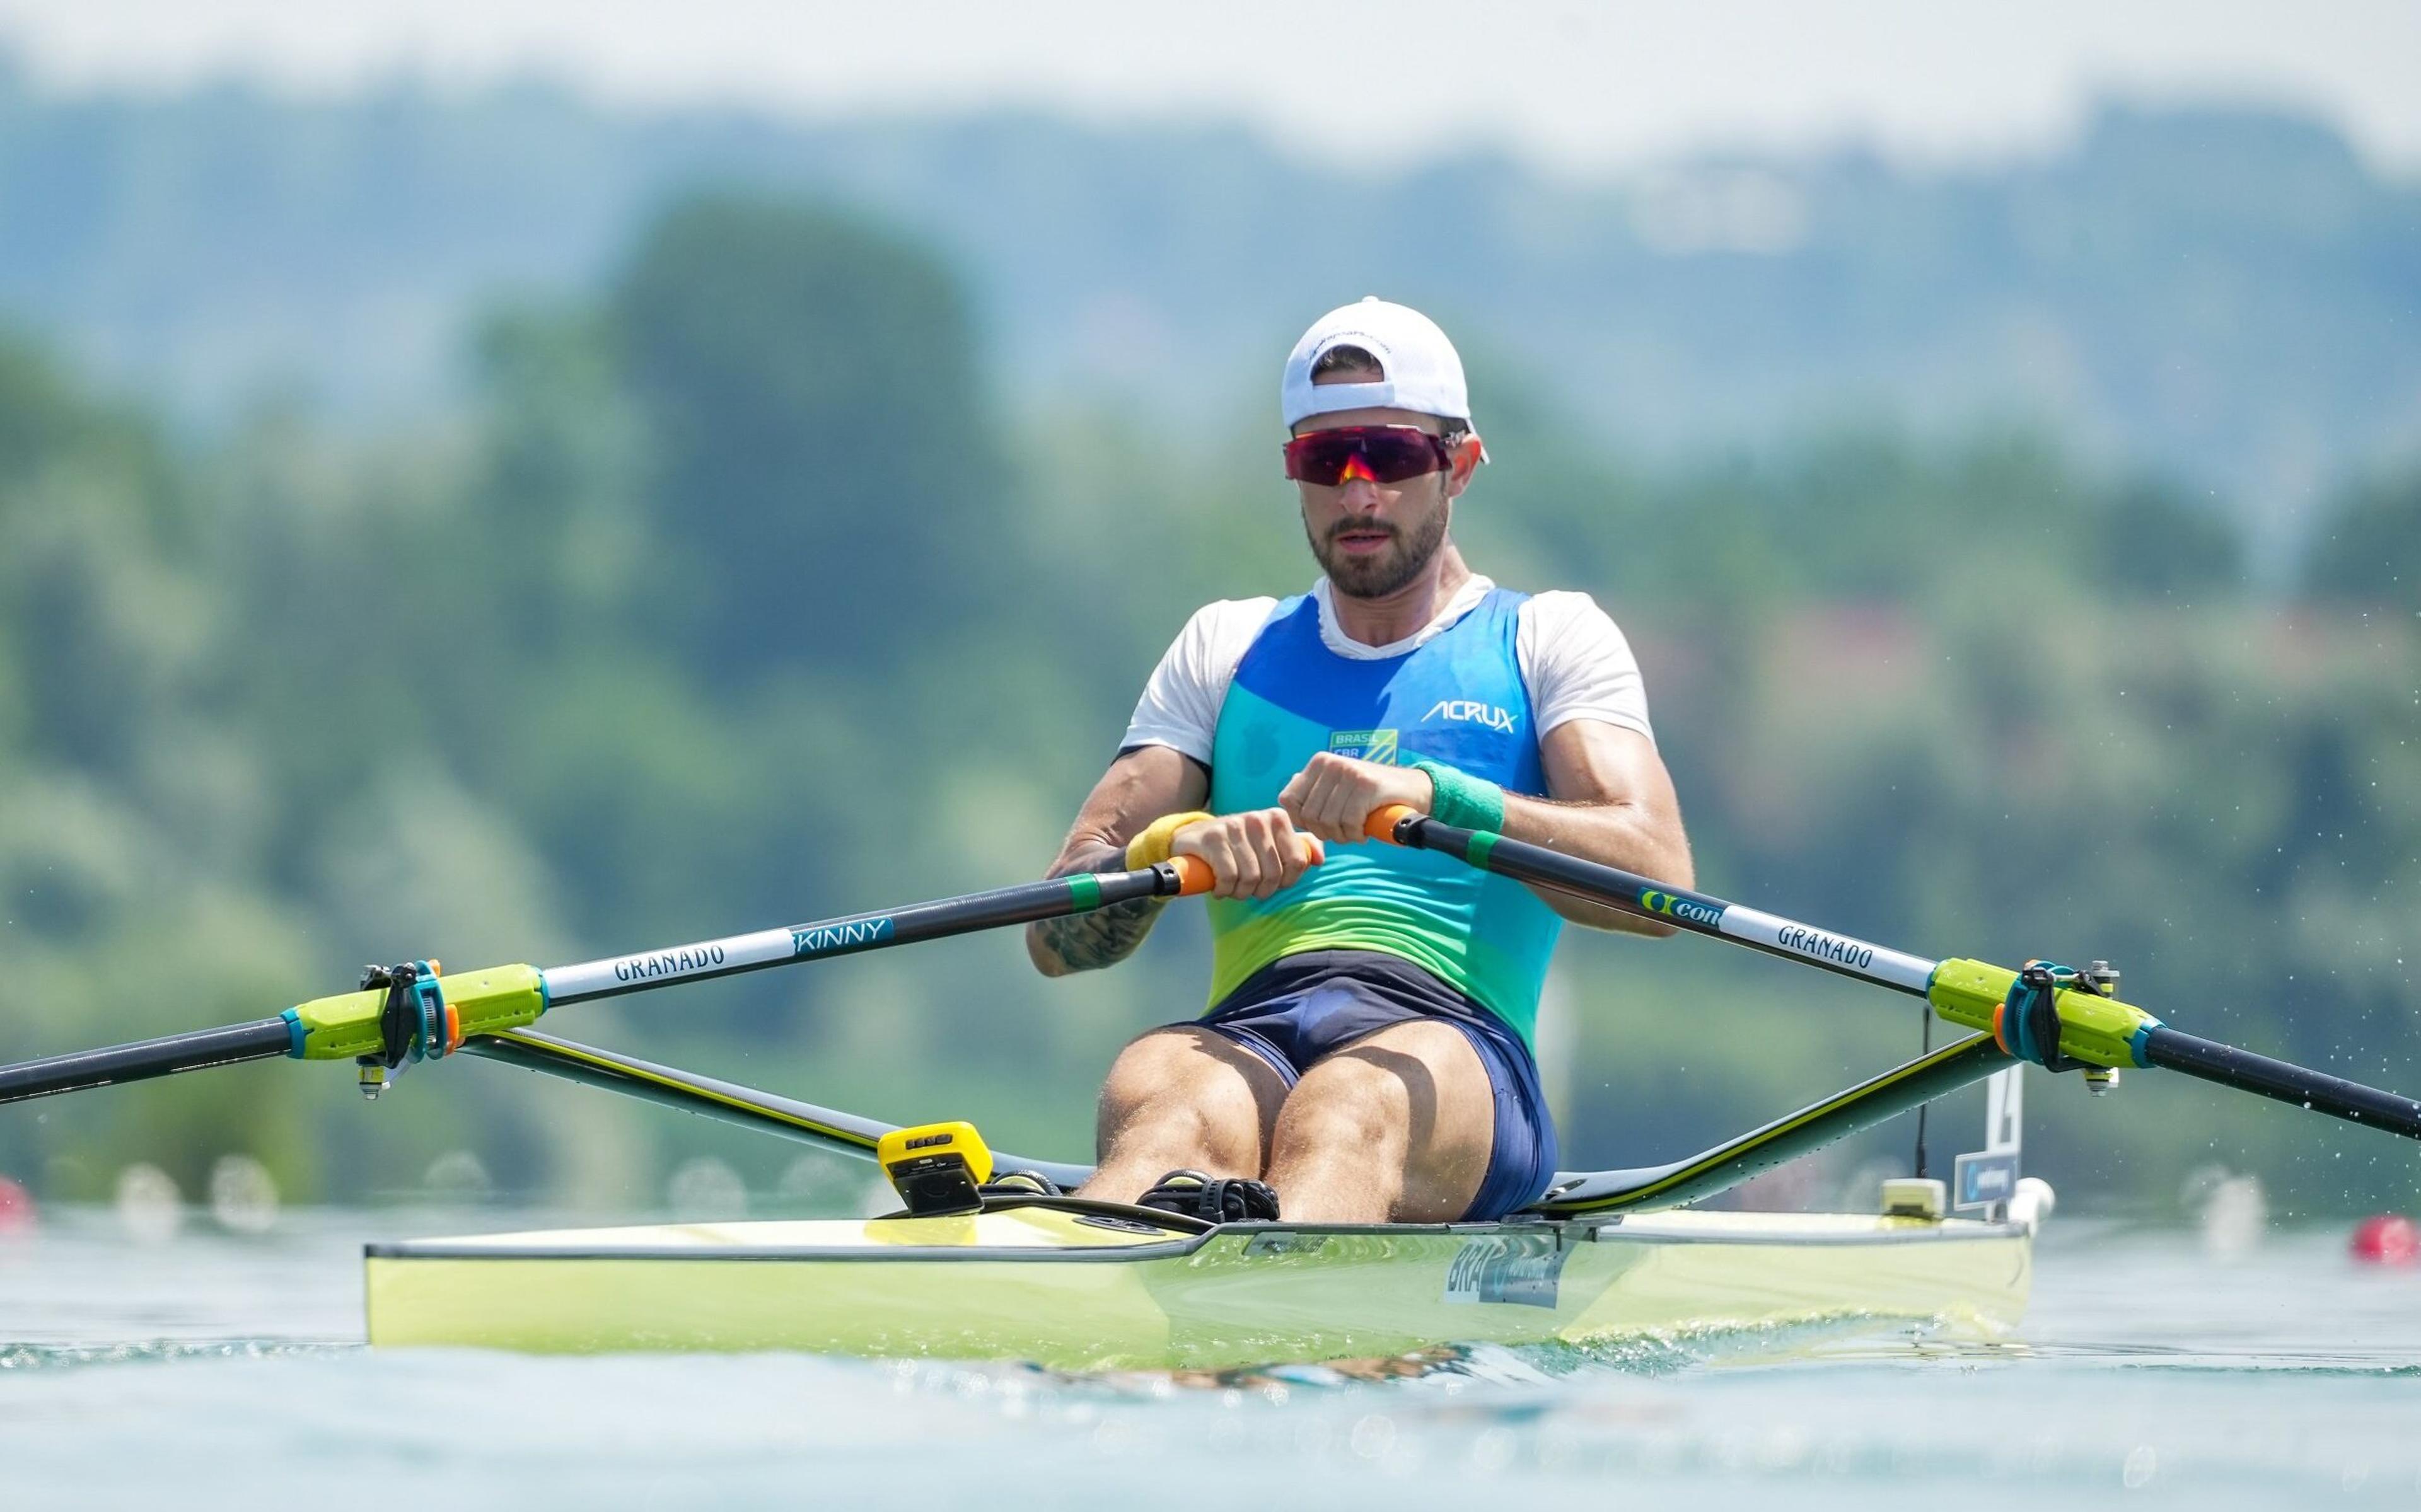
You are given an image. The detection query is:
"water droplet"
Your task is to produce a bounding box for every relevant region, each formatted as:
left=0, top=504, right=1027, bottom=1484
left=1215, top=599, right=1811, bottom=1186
left=113, top=1163, right=181, bottom=1245
left=208, top=1155, right=279, bottom=1234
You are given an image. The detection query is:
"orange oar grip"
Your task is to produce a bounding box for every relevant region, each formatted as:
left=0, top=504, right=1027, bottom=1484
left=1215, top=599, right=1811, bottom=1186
left=1169, top=853, right=1215, bottom=895
left=1164, top=838, right=1325, bottom=897
left=1365, top=804, right=1421, bottom=843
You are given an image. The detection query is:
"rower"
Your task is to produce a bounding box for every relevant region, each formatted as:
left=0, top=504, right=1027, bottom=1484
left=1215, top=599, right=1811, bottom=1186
left=1026, top=298, right=1695, bottom=1225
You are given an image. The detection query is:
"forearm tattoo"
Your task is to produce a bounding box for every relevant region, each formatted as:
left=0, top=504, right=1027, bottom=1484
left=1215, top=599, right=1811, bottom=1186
left=1033, top=846, right=1167, bottom=971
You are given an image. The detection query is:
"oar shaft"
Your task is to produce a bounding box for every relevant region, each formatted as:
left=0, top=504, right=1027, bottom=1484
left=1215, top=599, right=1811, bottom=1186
left=2142, top=1028, right=2421, bottom=1139
left=0, top=1017, right=294, bottom=1105
left=0, top=857, right=1210, bottom=1108
left=542, top=861, right=1199, bottom=1006
left=1371, top=809, right=1939, bottom=995
left=1368, top=805, right=2421, bottom=1145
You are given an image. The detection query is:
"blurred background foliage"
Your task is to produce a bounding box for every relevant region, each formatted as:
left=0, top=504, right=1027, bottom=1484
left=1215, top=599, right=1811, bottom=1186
left=0, top=69, right=2414, bottom=1218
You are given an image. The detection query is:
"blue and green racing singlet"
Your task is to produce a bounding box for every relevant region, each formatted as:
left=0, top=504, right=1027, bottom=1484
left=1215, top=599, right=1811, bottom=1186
left=1205, top=588, right=1562, bottom=1047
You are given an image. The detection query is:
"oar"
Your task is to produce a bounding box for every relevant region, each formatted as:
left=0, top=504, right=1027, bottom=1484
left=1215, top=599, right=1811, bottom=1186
left=1364, top=806, right=2421, bottom=1141
left=0, top=856, right=1216, bottom=1107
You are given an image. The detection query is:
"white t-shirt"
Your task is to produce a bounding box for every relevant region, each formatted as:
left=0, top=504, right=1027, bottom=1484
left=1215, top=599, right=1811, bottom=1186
left=1120, top=575, right=1653, bottom=765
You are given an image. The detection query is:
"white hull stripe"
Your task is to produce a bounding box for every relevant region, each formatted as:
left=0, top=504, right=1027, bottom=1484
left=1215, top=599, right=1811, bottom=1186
left=1718, top=905, right=1937, bottom=993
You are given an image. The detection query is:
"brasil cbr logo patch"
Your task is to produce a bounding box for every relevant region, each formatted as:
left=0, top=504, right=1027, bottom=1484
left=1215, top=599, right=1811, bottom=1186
left=1328, top=728, right=1400, bottom=765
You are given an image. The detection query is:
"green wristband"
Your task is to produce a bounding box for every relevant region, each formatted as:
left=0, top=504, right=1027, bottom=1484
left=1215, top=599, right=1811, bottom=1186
left=1412, top=759, right=1506, bottom=834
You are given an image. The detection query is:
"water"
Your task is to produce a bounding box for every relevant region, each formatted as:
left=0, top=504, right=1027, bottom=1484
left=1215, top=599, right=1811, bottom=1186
left=3, top=1208, right=2417, bottom=1508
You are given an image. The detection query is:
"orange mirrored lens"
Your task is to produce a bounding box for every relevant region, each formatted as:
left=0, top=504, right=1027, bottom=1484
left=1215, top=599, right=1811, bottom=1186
left=1281, top=427, right=1453, bottom=486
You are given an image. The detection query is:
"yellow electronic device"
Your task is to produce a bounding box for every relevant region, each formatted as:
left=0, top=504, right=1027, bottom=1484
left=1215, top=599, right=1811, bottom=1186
left=876, top=1121, right=994, bottom=1216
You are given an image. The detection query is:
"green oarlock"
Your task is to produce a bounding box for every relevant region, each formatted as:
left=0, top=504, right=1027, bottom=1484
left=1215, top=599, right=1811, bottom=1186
left=446, top=964, right=548, bottom=1039
left=1926, top=959, right=2016, bottom=1037
left=1927, top=958, right=2159, bottom=1070
left=288, top=964, right=546, bottom=1061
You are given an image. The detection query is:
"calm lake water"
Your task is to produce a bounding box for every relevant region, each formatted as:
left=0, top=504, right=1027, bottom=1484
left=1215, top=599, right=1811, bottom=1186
left=3, top=1206, right=2417, bottom=1509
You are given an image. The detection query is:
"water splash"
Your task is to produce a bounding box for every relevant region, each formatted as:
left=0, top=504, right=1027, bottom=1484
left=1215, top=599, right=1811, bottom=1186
left=0, top=1339, right=356, bottom=1371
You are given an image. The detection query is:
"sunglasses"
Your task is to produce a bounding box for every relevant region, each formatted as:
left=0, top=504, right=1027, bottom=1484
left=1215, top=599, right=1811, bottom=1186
left=1281, top=426, right=1460, bottom=487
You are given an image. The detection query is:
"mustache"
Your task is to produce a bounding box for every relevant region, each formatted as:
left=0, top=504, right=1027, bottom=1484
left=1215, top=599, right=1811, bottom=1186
left=1325, top=521, right=1399, bottom=544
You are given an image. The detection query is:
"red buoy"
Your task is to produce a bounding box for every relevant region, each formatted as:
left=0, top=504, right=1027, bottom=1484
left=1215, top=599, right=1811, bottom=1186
left=0, top=1175, right=35, bottom=1237
left=2349, top=1213, right=2419, bottom=1266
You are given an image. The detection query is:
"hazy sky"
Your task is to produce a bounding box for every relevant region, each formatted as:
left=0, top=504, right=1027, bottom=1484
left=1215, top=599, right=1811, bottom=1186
left=1, top=1, right=2415, bottom=175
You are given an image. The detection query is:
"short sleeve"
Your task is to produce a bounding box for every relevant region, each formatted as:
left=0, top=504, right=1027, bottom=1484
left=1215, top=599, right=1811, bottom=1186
left=1118, top=599, right=1279, bottom=764
left=1516, top=592, right=1654, bottom=742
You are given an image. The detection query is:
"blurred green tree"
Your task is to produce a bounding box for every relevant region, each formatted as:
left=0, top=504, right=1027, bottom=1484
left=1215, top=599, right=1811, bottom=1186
left=611, top=195, right=1013, bottom=686
left=2093, top=478, right=2244, bottom=596
left=2304, top=462, right=2421, bottom=610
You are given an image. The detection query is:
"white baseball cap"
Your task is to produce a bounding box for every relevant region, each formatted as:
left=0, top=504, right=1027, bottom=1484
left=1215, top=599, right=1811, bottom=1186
left=1281, top=296, right=1475, bottom=433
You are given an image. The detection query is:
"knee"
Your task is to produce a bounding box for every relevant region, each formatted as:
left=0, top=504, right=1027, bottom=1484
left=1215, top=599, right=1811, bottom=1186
left=1095, top=1032, right=1269, bottom=1169
left=1100, top=1031, right=1221, bottom=1111
left=1274, top=1073, right=1402, bottom=1160
left=1106, top=1029, right=1196, bottom=1079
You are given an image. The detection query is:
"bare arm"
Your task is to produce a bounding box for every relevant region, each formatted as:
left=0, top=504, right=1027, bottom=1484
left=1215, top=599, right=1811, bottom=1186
left=1279, top=720, right=1692, bottom=936
left=1026, top=745, right=1209, bottom=976
left=1502, top=720, right=1694, bottom=933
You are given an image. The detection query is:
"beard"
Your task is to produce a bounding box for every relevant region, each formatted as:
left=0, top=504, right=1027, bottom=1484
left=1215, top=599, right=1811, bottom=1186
left=1306, top=499, right=1450, bottom=600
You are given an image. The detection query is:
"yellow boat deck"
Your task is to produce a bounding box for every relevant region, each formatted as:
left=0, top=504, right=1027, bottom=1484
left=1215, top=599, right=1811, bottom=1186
left=366, top=1202, right=2035, bottom=1370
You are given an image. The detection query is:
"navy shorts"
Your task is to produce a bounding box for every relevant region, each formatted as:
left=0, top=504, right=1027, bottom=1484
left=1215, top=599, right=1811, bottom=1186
left=1177, top=949, right=1560, bottom=1221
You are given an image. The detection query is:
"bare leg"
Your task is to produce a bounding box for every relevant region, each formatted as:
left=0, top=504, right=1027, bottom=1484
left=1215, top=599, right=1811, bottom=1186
left=1262, top=1020, right=1495, bottom=1223
left=1079, top=1026, right=1288, bottom=1203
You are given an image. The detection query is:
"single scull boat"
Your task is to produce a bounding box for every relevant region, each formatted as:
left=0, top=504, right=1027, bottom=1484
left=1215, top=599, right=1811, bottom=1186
left=362, top=1196, right=2048, bottom=1369
left=3, top=807, right=2412, bottom=1366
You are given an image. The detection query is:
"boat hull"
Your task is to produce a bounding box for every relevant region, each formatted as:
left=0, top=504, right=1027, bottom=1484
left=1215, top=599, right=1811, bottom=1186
left=365, top=1204, right=2033, bottom=1370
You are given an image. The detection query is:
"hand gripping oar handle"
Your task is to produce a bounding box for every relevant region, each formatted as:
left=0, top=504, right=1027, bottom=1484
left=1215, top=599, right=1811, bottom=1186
left=1362, top=805, right=2421, bottom=1143
left=0, top=857, right=1219, bottom=1109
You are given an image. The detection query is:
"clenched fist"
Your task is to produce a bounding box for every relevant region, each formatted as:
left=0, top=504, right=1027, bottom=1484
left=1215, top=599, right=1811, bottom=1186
left=1277, top=752, right=1435, bottom=846
left=1169, top=807, right=1327, bottom=901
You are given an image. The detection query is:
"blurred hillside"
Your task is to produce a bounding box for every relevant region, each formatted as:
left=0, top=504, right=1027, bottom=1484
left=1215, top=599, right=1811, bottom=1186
left=0, top=74, right=2415, bottom=1220
left=1, top=56, right=2417, bottom=561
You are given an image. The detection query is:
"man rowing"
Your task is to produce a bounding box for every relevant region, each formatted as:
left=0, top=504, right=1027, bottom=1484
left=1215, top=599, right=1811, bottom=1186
left=1028, top=297, right=1694, bottom=1225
